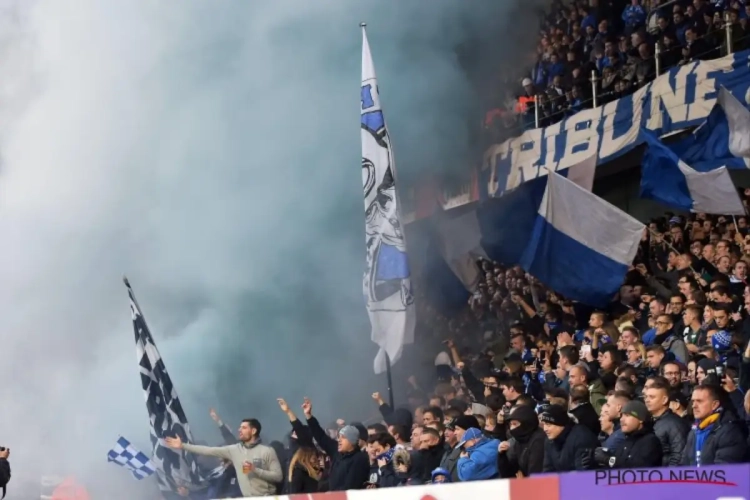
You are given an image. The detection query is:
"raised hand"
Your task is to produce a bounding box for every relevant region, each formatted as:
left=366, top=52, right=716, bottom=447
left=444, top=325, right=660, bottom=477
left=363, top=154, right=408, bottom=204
left=277, top=398, right=290, bottom=413
left=164, top=435, right=183, bottom=449
left=209, top=408, right=220, bottom=423
left=302, top=397, right=313, bottom=417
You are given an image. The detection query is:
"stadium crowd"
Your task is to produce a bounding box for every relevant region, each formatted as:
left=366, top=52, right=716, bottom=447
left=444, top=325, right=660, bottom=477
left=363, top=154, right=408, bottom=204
left=140, top=1, right=750, bottom=498
left=480, top=0, right=750, bottom=146
left=160, top=204, right=750, bottom=499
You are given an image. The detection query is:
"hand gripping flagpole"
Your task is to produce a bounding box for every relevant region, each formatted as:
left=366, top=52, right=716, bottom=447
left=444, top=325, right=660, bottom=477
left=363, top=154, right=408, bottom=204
left=361, top=21, right=395, bottom=411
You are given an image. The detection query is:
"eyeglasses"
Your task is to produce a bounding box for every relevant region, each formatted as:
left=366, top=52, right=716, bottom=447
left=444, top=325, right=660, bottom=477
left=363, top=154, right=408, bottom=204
left=655, top=320, right=671, bottom=326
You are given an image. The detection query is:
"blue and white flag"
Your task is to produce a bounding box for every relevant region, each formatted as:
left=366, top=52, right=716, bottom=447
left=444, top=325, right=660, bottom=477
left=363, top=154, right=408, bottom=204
left=640, top=128, right=745, bottom=215
left=125, top=277, right=205, bottom=492
left=670, top=86, right=750, bottom=171
left=519, top=170, right=645, bottom=307
left=108, top=436, right=157, bottom=480
left=360, top=25, right=415, bottom=374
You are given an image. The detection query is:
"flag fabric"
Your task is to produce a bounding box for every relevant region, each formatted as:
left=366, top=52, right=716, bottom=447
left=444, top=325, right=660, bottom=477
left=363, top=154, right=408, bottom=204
left=519, top=170, right=645, bottom=307
left=640, top=128, right=745, bottom=215
left=107, top=436, right=157, bottom=480
left=360, top=25, right=416, bottom=374
left=669, top=86, right=750, bottom=171
left=125, top=278, right=204, bottom=492
left=435, top=208, right=487, bottom=291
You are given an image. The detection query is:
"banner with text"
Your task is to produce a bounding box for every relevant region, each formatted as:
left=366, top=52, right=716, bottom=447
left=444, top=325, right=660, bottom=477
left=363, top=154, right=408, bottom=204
left=403, top=49, right=750, bottom=222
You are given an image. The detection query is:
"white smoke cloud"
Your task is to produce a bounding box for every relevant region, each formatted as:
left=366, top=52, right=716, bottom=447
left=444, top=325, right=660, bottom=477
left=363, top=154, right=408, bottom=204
left=0, top=0, right=542, bottom=496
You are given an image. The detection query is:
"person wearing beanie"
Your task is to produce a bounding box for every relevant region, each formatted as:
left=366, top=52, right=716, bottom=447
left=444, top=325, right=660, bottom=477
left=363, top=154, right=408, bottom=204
left=540, top=404, right=599, bottom=472
left=430, top=467, right=451, bottom=484
left=302, top=398, right=371, bottom=491
left=456, top=428, right=501, bottom=481
left=595, top=400, right=663, bottom=468
left=498, top=405, right=546, bottom=478
left=438, top=415, right=479, bottom=482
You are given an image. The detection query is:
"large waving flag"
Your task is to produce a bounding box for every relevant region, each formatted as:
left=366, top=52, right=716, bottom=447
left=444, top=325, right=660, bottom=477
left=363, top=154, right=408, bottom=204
left=519, top=170, right=645, bottom=307
left=360, top=24, right=415, bottom=374
left=640, top=128, right=745, bottom=215
left=670, top=87, right=750, bottom=171
left=124, top=277, right=205, bottom=493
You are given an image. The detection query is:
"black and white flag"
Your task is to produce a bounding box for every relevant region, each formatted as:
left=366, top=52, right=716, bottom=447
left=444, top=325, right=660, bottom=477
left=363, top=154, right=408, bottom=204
left=125, top=277, right=204, bottom=492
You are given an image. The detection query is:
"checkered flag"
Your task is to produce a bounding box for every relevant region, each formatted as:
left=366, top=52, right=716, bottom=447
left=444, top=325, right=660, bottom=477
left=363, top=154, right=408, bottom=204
left=124, top=277, right=205, bottom=493
left=107, top=436, right=157, bottom=480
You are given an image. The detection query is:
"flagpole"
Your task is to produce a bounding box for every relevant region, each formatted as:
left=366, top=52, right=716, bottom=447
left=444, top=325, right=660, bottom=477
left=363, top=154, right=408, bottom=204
left=385, top=352, right=395, bottom=409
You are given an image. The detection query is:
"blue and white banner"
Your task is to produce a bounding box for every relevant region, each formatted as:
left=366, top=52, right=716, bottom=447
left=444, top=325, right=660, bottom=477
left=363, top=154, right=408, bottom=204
left=107, top=436, right=157, bottom=480
left=640, top=128, right=745, bottom=215
left=360, top=25, right=415, bottom=374
left=481, top=50, right=750, bottom=199
left=670, top=86, right=750, bottom=171
left=519, top=170, right=645, bottom=307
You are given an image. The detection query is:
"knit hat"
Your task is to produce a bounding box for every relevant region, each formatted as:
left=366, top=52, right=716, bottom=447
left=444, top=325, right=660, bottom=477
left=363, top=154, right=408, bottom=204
left=622, top=400, right=650, bottom=422
left=698, top=358, right=718, bottom=375
left=711, top=330, right=732, bottom=352
left=339, top=426, right=360, bottom=446
left=539, top=405, right=571, bottom=427
left=450, top=414, right=479, bottom=431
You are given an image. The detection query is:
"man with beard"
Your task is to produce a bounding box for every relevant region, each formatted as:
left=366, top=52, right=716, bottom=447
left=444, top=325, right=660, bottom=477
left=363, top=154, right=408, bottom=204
left=497, top=405, right=546, bottom=477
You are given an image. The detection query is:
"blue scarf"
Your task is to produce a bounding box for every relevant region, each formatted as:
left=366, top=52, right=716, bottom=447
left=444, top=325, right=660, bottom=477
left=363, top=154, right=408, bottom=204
left=377, top=448, right=395, bottom=464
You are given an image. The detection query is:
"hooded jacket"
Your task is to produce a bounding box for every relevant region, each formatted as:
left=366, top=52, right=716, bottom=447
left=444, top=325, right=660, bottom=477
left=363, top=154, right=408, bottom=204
left=542, top=424, right=599, bottom=472
left=457, top=438, right=501, bottom=481
left=498, top=405, right=545, bottom=478
left=611, top=426, right=663, bottom=468
left=652, top=409, right=690, bottom=466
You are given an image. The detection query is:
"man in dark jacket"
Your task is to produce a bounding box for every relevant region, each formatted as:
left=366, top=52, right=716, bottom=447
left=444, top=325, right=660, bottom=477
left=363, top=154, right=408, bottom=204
left=680, top=385, right=748, bottom=465
left=0, top=447, right=9, bottom=500
left=540, top=405, right=599, bottom=472
left=644, top=380, right=690, bottom=465
left=569, top=385, right=601, bottom=435
left=595, top=400, right=663, bottom=468
left=412, top=427, right=444, bottom=483
left=498, top=405, right=545, bottom=478
left=303, top=399, right=371, bottom=491
left=440, top=415, right=478, bottom=482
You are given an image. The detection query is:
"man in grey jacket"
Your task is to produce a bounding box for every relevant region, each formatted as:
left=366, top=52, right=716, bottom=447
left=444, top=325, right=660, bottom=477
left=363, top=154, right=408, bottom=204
left=165, top=418, right=282, bottom=497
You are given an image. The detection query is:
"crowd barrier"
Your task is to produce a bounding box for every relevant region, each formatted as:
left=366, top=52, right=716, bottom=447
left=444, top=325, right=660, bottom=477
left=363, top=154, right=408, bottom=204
left=234, top=464, right=750, bottom=500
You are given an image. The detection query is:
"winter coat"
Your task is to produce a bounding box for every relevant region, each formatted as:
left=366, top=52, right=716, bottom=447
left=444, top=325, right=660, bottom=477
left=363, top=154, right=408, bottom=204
left=497, top=428, right=546, bottom=478
left=680, top=410, right=749, bottom=466
left=306, top=416, right=371, bottom=491
left=611, top=426, right=663, bottom=468
left=457, top=438, right=501, bottom=481
left=542, top=424, right=599, bottom=472
left=652, top=410, right=690, bottom=466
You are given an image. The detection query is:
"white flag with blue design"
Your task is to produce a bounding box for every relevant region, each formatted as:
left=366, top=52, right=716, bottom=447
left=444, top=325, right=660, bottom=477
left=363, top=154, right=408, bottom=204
left=107, top=436, right=157, bottom=480
left=360, top=25, right=415, bottom=374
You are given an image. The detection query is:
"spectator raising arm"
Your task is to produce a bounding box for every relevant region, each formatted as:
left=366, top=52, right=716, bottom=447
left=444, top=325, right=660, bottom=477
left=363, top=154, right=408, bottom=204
left=277, top=398, right=314, bottom=448
left=165, top=435, right=233, bottom=461
left=302, top=397, right=338, bottom=458
left=210, top=408, right=238, bottom=445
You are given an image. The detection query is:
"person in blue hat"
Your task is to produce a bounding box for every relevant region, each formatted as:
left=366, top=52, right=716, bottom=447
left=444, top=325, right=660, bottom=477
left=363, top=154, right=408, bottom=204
left=455, top=428, right=500, bottom=481
left=430, top=467, right=451, bottom=483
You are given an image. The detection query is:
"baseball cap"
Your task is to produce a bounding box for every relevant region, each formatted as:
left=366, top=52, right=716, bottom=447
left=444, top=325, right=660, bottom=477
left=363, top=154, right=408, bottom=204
left=522, top=77, right=533, bottom=86
left=457, top=427, right=484, bottom=447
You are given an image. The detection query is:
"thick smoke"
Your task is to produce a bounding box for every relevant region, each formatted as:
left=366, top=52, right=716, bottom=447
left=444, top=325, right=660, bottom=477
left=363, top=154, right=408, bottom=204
left=0, top=0, right=544, bottom=496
